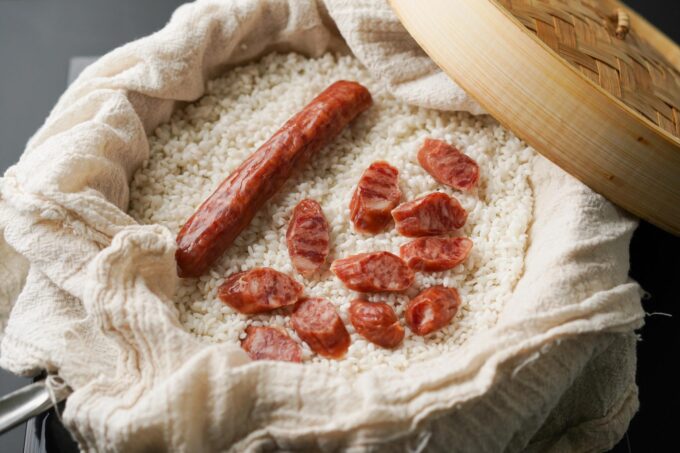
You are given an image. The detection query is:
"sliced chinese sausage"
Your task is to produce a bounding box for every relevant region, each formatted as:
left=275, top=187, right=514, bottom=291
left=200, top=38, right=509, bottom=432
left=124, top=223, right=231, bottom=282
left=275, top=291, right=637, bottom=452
left=349, top=161, right=402, bottom=234
left=218, top=268, right=303, bottom=314
left=405, top=286, right=461, bottom=336
left=391, top=192, right=467, bottom=237
left=291, top=298, right=350, bottom=359
left=349, top=299, right=404, bottom=349
left=241, top=326, right=302, bottom=363
left=418, top=138, right=480, bottom=191
left=286, top=199, right=330, bottom=277
left=400, top=237, right=473, bottom=271
left=330, top=252, right=415, bottom=292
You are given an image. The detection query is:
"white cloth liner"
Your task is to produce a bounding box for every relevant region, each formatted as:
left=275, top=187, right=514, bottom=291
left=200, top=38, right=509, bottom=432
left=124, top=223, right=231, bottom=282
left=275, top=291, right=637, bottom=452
left=0, top=0, right=644, bottom=451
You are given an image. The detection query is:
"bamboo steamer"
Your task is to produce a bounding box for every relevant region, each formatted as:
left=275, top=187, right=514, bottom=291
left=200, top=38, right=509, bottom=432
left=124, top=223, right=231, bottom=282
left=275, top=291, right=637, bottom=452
left=390, top=0, right=680, bottom=235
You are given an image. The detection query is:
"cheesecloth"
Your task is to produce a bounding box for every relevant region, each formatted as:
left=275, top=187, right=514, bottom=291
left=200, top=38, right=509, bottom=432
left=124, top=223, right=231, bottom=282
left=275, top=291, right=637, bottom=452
left=0, top=0, right=644, bottom=451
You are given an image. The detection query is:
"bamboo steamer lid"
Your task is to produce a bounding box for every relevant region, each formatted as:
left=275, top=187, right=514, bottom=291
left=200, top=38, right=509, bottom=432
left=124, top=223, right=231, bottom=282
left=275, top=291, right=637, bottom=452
left=390, top=0, right=680, bottom=235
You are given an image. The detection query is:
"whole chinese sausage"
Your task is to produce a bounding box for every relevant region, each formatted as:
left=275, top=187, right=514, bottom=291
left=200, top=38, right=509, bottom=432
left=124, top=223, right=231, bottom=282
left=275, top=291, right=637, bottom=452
left=176, top=81, right=372, bottom=277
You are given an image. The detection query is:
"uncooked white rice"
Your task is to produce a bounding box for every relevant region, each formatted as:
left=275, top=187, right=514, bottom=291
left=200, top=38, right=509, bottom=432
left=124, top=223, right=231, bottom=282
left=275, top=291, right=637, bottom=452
left=128, top=52, right=535, bottom=374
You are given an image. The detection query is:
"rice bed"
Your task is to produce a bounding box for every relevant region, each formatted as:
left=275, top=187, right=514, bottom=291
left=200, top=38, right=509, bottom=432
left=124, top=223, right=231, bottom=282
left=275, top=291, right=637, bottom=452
left=128, top=53, right=535, bottom=374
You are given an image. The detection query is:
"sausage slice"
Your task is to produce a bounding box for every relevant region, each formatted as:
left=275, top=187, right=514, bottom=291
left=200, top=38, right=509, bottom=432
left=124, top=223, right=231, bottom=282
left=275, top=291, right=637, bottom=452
left=405, top=286, right=461, bottom=335
left=418, top=138, right=480, bottom=191
left=400, top=237, right=473, bottom=271
left=286, top=199, right=330, bottom=277
left=241, top=326, right=302, bottom=363
left=349, top=299, right=404, bottom=348
left=218, top=268, right=303, bottom=314
left=330, top=252, right=415, bottom=292
left=391, top=192, right=467, bottom=237
left=349, top=161, right=401, bottom=234
left=291, top=298, right=350, bottom=359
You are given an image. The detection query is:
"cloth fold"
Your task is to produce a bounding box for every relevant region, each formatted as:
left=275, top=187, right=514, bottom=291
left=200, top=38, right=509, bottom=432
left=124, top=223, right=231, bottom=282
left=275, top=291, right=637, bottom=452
left=0, top=0, right=643, bottom=451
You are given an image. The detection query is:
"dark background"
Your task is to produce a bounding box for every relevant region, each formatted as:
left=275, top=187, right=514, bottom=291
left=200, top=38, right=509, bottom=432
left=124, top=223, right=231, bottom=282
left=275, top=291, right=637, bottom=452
left=0, top=1, right=678, bottom=452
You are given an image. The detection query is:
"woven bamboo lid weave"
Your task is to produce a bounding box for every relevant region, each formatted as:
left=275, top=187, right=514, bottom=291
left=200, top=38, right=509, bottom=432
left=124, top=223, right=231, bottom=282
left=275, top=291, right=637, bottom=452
left=390, top=0, right=680, bottom=235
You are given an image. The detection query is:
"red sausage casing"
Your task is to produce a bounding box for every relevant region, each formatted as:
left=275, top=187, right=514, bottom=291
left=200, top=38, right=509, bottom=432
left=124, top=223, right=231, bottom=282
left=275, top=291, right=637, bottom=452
left=176, top=81, right=373, bottom=277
